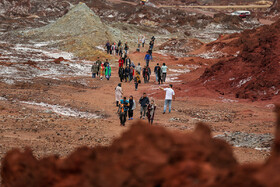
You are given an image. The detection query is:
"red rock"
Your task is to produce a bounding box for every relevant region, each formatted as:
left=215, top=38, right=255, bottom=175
left=53, top=57, right=66, bottom=64
left=197, top=19, right=280, bottom=101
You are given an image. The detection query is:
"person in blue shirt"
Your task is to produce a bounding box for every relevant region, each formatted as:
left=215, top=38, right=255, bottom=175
left=144, top=51, right=151, bottom=67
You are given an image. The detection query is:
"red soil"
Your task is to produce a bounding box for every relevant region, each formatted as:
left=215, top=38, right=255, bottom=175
left=194, top=19, right=280, bottom=101
left=53, top=57, right=66, bottom=64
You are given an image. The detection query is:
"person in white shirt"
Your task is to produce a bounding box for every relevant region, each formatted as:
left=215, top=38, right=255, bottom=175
left=141, top=35, right=145, bottom=47
left=161, top=63, right=168, bottom=82
left=160, top=84, right=175, bottom=114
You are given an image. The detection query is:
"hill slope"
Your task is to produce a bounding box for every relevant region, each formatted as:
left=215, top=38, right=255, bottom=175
left=198, top=19, right=280, bottom=101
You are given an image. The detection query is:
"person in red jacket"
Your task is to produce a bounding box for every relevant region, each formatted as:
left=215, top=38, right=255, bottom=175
left=119, top=57, right=124, bottom=67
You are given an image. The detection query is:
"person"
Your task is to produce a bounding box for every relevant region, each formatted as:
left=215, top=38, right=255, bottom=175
left=115, top=83, right=123, bottom=107
left=124, top=42, right=129, bottom=54
left=154, top=63, right=160, bottom=82
left=125, top=57, right=131, bottom=67
left=136, top=37, right=140, bottom=52
left=147, top=99, right=156, bottom=124
left=157, top=66, right=163, bottom=85
left=147, top=65, right=151, bottom=82
left=91, top=62, right=99, bottom=78
left=118, top=40, right=122, bottom=48
left=128, top=96, right=136, bottom=120
left=130, top=61, right=135, bottom=68
left=124, top=66, right=130, bottom=82
left=119, top=45, right=123, bottom=56
left=129, top=66, right=134, bottom=82
left=115, top=45, right=119, bottom=55
left=144, top=51, right=151, bottom=67
left=142, top=66, right=149, bottom=83
left=160, top=84, right=175, bottom=114
left=99, top=63, right=105, bottom=80
left=104, top=59, right=109, bottom=68
left=161, top=63, right=168, bottom=82
left=105, top=41, right=111, bottom=54
left=111, top=43, right=116, bottom=55
left=118, top=103, right=126, bottom=126
left=148, top=49, right=153, bottom=62
left=135, top=63, right=142, bottom=75
left=105, top=63, right=111, bottom=80
left=118, top=66, right=125, bottom=82
left=139, top=93, right=149, bottom=119
left=118, top=96, right=129, bottom=126
left=122, top=53, right=127, bottom=65
left=119, top=57, right=124, bottom=67
left=149, top=40, right=154, bottom=50
left=134, top=72, right=141, bottom=91
left=96, top=57, right=102, bottom=76
left=141, top=35, right=145, bottom=47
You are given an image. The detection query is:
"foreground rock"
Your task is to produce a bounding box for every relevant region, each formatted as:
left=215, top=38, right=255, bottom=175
left=1, top=106, right=280, bottom=186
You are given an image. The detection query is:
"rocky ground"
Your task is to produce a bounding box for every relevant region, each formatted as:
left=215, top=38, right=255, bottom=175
left=1, top=110, right=280, bottom=186
left=123, top=0, right=274, bottom=6
left=0, top=0, right=280, bottom=185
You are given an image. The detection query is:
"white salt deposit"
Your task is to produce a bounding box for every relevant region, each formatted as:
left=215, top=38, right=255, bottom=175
left=237, top=77, right=252, bottom=87
left=0, top=97, right=7, bottom=101
left=21, top=101, right=100, bottom=119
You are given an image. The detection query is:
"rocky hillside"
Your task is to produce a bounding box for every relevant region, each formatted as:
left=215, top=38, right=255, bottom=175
left=198, top=19, right=280, bottom=101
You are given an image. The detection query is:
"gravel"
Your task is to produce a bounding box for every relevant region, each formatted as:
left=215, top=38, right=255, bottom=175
left=215, top=132, right=274, bottom=150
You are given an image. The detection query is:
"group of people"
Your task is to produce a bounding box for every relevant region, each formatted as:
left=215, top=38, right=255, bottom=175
left=116, top=36, right=169, bottom=90
left=118, top=54, right=152, bottom=91
left=115, top=83, right=157, bottom=126
left=115, top=83, right=175, bottom=126
left=105, top=40, right=129, bottom=56
left=93, top=37, right=168, bottom=89
left=118, top=61, right=168, bottom=89
left=144, top=36, right=155, bottom=66
left=154, top=63, right=168, bottom=84
left=94, top=36, right=175, bottom=127
left=91, top=57, right=111, bottom=80
left=119, top=61, right=168, bottom=91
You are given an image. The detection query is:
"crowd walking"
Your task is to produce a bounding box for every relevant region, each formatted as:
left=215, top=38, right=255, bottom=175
left=92, top=38, right=175, bottom=127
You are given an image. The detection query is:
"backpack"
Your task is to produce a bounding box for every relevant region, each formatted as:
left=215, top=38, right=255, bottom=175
left=135, top=76, right=140, bottom=83
left=118, top=104, right=125, bottom=114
